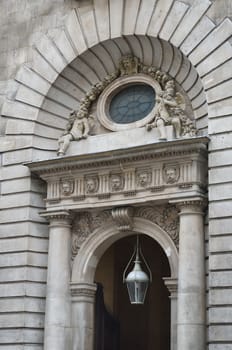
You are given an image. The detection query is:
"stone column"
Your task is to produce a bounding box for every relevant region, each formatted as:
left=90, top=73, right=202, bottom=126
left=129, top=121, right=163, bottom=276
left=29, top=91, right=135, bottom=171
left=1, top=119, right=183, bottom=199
left=176, top=200, right=205, bottom=350
left=163, top=277, right=178, bottom=350
left=71, top=283, right=97, bottom=350
left=41, top=210, right=72, bottom=350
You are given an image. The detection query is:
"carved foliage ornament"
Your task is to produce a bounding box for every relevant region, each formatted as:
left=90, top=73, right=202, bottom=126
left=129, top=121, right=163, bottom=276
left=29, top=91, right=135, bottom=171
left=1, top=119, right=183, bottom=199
left=71, top=211, right=111, bottom=258
left=71, top=204, right=179, bottom=260
left=135, top=205, right=179, bottom=248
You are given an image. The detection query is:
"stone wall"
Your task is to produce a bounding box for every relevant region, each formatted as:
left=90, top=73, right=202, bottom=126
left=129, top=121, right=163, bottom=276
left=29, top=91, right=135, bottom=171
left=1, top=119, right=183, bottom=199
left=0, top=0, right=232, bottom=349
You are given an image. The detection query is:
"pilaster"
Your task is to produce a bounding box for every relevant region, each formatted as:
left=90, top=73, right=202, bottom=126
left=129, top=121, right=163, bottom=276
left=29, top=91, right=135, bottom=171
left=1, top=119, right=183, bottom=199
left=163, top=277, right=178, bottom=350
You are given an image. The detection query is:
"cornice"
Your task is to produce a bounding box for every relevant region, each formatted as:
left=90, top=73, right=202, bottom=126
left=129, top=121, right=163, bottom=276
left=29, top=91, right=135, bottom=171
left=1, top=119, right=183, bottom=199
left=27, top=136, right=208, bottom=176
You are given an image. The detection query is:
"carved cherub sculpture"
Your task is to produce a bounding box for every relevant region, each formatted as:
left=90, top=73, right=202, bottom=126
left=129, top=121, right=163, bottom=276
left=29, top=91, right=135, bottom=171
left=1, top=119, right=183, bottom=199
left=146, top=91, right=181, bottom=140
left=57, top=109, right=90, bottom=156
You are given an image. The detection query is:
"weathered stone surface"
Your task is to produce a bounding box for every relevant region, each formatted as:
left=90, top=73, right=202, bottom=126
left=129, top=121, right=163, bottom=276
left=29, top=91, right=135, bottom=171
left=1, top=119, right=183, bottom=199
left=203, top=58, right=232, bottom=90
left=209, top=288, right=232, bottom=305
left=147, top=0, right=173, bottom=37
left=135, top=0, right=157, bottom=35
left=209, top=201, right=232, bottom=219
left=209, top=134, right=232, bottom=151
left=209, top=166, right=232, bottom=185
left=171, top=0, right=211, bottom=48
left=209, top=307, right=232, bottom=323
left=51, top=30, right=76, bottom=64
left=159, top=1, right=188, bottom=41
left=0, top=1, right=232, bottom=349
left=209, top=150, right=232, bottom=167
left=181, top=16, right=215, bottom=56
left=189, top=19, right=232, bottom=65
left=209, top=253, right=232, bottom=270
left=209, top=218, right=232, bottom=235
left=208, top=325, right=232, bottom=342
left=77, top=6, right=98, bottom=48
left=209, top=183, right=232, bottom=201
left=209, top=271, right=232, bottom=288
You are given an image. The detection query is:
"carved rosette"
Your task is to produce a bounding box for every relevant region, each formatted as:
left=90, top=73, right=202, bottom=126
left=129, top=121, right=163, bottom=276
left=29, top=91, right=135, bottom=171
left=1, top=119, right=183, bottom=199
left=134, top=205, right=179, bottom=248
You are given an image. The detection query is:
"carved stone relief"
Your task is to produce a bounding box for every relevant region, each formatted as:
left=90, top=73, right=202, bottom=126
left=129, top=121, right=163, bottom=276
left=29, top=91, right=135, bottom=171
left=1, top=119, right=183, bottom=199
left=57, top=55, right=197, bottom=155
left=72, top=211, right=112, bottom=258
left=136, top=170, right=152, bottom=188
left=71, top=204, right=179, bottom=261
left=85, top=176, right=99, bottom=194
left=60, top=178, right=74, bottom=196
left=111, top=207, right=134, bottom=231
left=135, top=205, right=179, bottom=248
left=46, top=149, right=205, bottom=204
left=163, top=165, right=180, bottom=184
left=110, top=174, right=124, bottom=192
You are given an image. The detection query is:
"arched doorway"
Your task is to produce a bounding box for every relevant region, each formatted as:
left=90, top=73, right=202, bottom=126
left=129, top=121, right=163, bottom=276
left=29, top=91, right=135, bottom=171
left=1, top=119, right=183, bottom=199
left=70, top=216, right=179, bottom=350
left=95, top=234, right=171, bottom=350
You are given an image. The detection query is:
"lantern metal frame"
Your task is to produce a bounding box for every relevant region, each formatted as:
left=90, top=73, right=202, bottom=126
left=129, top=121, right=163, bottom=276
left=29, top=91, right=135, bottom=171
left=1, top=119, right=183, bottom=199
left=123, top=235, right=152, bottom=304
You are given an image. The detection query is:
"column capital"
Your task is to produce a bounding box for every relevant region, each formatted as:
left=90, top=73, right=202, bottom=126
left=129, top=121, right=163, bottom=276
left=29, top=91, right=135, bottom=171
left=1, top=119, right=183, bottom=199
left=70, top=283, right=97, bottom=303
left=40, top=210, right=73, bottom=226
left=170, top=197, right=207, bottom=215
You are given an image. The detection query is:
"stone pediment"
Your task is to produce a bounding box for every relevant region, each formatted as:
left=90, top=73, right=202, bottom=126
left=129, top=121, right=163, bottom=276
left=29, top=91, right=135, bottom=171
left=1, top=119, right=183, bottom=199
left=28, top=135, right=208, bottom=211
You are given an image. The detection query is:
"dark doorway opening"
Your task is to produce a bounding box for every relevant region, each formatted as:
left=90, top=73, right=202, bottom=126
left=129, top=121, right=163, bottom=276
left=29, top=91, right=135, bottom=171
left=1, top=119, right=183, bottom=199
left=95, top=234, right=171, bottom=350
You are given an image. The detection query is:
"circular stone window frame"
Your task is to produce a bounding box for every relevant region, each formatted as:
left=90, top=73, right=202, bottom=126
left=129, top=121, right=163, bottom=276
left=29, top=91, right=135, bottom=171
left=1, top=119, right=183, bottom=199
left=97, top=74, right=162, bottom=131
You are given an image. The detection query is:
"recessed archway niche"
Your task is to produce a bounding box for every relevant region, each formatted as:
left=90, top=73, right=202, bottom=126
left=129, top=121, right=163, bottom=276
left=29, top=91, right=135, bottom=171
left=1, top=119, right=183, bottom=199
left=94, top=234, right=171, bottom=350
left=37, top=35, right=207, bottom=157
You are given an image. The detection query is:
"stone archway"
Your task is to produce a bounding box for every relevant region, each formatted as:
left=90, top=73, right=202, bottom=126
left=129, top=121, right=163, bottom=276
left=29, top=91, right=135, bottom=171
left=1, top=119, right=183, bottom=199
left=71, top=216, right=178, bottom=350
left=71, top=217, right=178, bottom=283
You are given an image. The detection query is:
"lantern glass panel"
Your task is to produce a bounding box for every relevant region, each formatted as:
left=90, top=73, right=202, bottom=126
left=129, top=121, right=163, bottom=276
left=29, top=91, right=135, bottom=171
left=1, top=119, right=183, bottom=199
left=126, top=281, right=148, bottom=304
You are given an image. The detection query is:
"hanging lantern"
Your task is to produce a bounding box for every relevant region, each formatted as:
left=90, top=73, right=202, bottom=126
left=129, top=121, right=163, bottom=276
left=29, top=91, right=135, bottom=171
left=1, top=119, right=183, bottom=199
left=123, top=235, right=152, bottom=304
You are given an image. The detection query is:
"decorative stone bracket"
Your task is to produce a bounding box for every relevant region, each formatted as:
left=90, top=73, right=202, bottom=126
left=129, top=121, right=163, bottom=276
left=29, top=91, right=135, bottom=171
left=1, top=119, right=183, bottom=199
left=111, top=207, right=134, bottom=231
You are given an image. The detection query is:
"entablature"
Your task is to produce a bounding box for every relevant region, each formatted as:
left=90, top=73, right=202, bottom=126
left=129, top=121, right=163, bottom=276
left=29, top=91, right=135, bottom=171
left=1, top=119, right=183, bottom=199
left=28, top=136, right=208, bottom=211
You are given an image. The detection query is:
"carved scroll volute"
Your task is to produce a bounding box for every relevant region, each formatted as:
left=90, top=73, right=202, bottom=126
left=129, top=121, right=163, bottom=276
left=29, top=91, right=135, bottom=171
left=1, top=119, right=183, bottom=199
left=111, top=207, right=134, bottom=231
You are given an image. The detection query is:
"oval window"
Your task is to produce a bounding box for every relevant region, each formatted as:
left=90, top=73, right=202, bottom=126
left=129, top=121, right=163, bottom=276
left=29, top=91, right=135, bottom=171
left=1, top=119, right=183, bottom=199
left=109, top=84, right=156, bottom=124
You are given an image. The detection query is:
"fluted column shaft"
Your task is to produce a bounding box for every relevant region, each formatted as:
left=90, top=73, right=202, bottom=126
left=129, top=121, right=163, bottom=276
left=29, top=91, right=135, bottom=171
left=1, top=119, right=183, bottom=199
left=177, top=200, right=205, bottom=350
left=42, top=211, right=72, bottom=350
